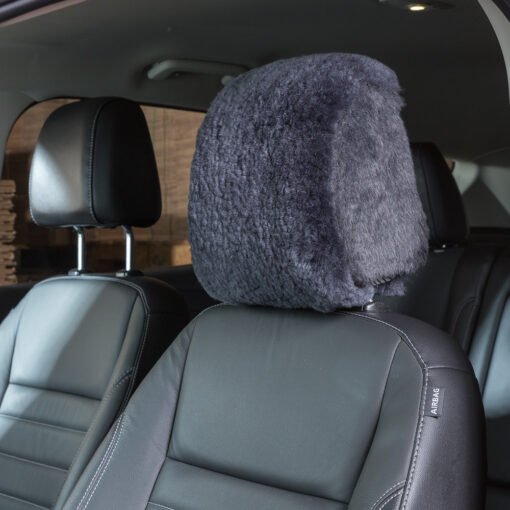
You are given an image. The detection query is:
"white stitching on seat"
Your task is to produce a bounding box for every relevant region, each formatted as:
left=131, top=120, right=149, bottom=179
left=339, top=312, right=426, bottom=368
left=75, top=417, right=123, bottom=510
left=369, top=481, right=405, bottom=510
left=337, top=312, right=429, bottom=510
left=62, top=370, right=133, bottom=490
left=73, top=304, right=253, bottom=510
left=80, top=415, right=126, bottom=510
left=402, top=373, right=428, bottom=510
left=147, top=503, right=176, bottom=510
left=109, top=370, right=133, bottom=391
left=118, top=297, right=150, bottom=412
left=378, top=489, right=404, bottom=510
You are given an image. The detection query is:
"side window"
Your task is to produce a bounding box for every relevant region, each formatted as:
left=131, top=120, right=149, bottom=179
left=452, top=159, right=510, bottom=228
left=1, top=99, right=205, bottom=285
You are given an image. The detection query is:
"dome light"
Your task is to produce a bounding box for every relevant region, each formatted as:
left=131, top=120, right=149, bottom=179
left=377, top=0, right=454, bottom=11
left=408, top=3, right=428, bottom=10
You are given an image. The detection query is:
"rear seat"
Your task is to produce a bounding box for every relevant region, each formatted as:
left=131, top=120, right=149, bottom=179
left=384, top=142, right=510, bottom=509
left=146, top=266, right=217, bottom=319
left=470, top=246, right=510, bottom=509
left=383, top=143, right=504, bottom=350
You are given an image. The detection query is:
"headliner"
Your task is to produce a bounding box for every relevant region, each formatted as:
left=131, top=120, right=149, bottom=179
left=0, top=0, right=508, bottom=161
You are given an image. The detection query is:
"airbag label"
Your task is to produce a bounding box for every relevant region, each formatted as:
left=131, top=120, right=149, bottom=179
left=425, top=386, right=444, bottom=418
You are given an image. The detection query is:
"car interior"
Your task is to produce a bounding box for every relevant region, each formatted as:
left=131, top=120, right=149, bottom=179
left=0, top=0, right=509, bottom=509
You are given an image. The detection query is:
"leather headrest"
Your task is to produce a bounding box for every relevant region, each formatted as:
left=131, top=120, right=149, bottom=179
left=189, top=53, right=429, bottom=312
left=411, top=142, right=468, bottom=247
left=29, top=98, right=161, bottom=228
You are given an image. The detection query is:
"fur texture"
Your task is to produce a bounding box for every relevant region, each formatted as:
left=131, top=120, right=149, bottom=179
left=189, top=53, right=429, bottom=312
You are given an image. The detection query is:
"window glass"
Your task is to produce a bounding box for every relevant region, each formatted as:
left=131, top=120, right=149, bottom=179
left=453, top=160, right=510, bottom=228
left=1, top=99, right=204, bottom=285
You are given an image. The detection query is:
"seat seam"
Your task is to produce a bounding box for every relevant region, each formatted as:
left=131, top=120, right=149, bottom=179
left=0, top=413, right=86, bottom=434
left=35, top=275, right=151, bottom=314
left=481, top=290, right=510, bottom=398
left=80, top=414, right=126, bottom=510
left=336, top=312, right=426, bottom=369
left=449, top=296, right=475, bottom=338
left=149, top=332, right=194, bottom=498
left=30, top=274, right=184, bottom=322
left=336, top=312, right=428, bottom=510
left=0, top=489, right=50, bottom=509
left=5, top=381, right=101, bottom=402
left=369, top=481, right=405, bottom=510
left=167, top=303, right=225, bottom=444
left=426, top=365, right=471, bottom=374
left=451, top=254, right=488, bottom=340
left=0, top=449, right=68, bottom=473
left=0, top=297, right=28, bottom=408
left=73, top=300, right=210, bottom=510
left=118, top=297, right=149, bottom=413
left=378, top=488, right=404, bottom=510
left=447, top=249, right=494, bottom=350
left=163, top=457, right=347, bottom=505
left=453, top=249, right=498, bottom=351
left=147, top=503, right=176, bottom=510
left=61, top=370, right=133, bottom=489
left=75, top=415, right=124, bottom=510
left=109, top=370, right=133, bottom=391
left=352, top=339, right=402, bottom=503
left=146, top=319, right=212, bottom=508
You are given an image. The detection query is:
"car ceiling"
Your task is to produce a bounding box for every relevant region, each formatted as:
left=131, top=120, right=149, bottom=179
left=0, top=0, right=508, bottom=162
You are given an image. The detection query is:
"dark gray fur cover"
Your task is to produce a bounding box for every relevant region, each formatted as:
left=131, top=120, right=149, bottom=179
left=189, top=53, right=429, bottom=312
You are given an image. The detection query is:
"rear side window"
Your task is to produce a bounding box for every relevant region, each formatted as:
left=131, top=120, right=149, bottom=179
left=1, top=99, right=205, bottom=285
left=453, top=159, right=510, bottom=228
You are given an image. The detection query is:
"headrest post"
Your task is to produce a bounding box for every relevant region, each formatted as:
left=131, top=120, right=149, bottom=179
left=116, top=227, right=142, bottom=277
left=68, top=227, right=89, bottom=276
left=123, top=226, right=134, bottom=272
left=77, top=228, right=85, bottom=271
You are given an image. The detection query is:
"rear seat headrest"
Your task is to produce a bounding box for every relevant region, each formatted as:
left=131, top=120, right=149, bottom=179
left=189, top=53, right=429, bottom=312
left=411, top=142, right=468, bottom=247
left=29, top=98, right=161, bottom=228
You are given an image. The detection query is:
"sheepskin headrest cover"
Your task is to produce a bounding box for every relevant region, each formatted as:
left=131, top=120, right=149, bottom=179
left=189, top=53, right=429, bottom=312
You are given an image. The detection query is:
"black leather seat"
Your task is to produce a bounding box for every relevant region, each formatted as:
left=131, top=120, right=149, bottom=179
left=0, top=98, right=188, bottom=510
left=61, top=54, right=484, bottom=510
left=470, top=245, right=510, bottom=509
left=383, top=142, right=510, bottom=509
left=145, top=266, right=218, bottom=319
left=383, top=143, right=504, bottom=352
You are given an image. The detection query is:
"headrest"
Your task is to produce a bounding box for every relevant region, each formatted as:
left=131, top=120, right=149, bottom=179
left=30, top=98, right=161, bottom=228
left=189, top=53, right=429, bottom=312
left=411, top=142, right=468, bottom=247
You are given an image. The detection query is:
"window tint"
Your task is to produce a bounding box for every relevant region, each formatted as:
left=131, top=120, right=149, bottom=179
left=1, top=99, right=204, bottom=285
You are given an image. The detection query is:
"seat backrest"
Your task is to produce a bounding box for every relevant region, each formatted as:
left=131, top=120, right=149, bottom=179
left=0, top=99, right=188, bottom=510
left=383, top=142, right=510, bottom=508
left=62, top=54, right=484, bottom=510
left=468, top=246, right=510, bottom=508
left=146, top=265, right=218, bottom=319
left=383, top=142, right=503, bottom=352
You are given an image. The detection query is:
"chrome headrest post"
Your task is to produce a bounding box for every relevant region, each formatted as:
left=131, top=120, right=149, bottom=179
left=116, top=226, right=142, bottom=277
left=69, top=227, right=88, bottom=275
left=123, top=226, right=134, bottom=272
